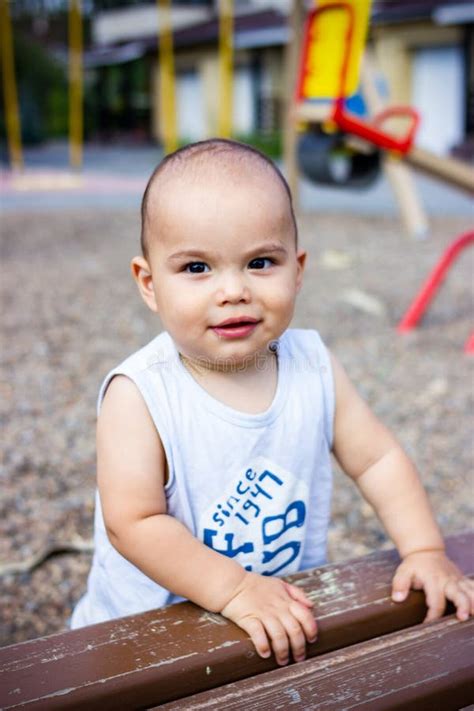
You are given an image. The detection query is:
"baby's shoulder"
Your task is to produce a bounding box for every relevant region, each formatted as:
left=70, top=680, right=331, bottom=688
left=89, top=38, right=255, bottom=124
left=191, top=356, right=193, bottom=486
left=114, top=331, right=175, bottom=375
left=97, top=331, right=175, bottom=416
left=100, top=373, right=142, bottom=407
left=281, top=328, right=330, bottom=361
left=98, top=373, right=157, bottom=431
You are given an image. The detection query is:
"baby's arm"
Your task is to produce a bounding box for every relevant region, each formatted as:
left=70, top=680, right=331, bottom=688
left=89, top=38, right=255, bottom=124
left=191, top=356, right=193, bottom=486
left=330, top=354, right=474, bottom=622
left=97, top=376, right=316, bottom=665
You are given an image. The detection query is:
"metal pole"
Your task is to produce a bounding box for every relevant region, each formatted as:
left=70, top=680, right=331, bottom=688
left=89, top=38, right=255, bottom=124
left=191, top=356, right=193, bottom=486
left=218, top=0, right=233, bottom=138
left=283, top=0, right=305, bottom=204
left=157, top=0, right=178, bottom=154
left=0, top=0, right=23, bottom=170
left=69, top=0, right=83, bottom=169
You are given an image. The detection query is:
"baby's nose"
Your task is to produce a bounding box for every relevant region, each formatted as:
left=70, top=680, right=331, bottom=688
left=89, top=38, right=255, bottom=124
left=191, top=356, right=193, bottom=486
left=216, top=271, right=251, bottom=304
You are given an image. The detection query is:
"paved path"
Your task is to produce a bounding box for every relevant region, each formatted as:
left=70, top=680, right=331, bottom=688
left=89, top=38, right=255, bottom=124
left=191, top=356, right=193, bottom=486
left=1, top=142, right=472, bottom=220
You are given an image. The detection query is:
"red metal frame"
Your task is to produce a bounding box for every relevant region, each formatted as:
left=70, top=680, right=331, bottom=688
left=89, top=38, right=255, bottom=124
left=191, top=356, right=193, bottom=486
left=295, top=7, right=317, bottom=103
left=296, top=2, right=420, bottom=155
left=333, top=102, right=420, bottom=155
left=464, top=331, right=474, bottom=354
left=397, top=231, right=474, bottom=352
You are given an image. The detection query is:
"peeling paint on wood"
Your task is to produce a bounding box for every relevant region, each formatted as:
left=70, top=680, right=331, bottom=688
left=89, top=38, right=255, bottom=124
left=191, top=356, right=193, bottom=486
left=159, top=617, right=474, bottom=710
left=0, top=532, right=472, bottom=710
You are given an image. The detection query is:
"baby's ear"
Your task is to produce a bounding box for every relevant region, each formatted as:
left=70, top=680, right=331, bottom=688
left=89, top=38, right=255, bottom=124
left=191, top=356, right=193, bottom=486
left=296, top=249, right=307, bottom=292
left=131, top=256, right=159, bottom=313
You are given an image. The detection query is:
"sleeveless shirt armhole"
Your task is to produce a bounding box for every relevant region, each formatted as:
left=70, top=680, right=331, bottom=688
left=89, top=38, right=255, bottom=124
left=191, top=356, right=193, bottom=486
left=96, top=369, right=176, bottom=493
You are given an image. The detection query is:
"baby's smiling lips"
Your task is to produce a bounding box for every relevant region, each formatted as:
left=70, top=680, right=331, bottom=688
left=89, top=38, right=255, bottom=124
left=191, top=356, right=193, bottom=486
left=211, top=316, right=261, bottom=339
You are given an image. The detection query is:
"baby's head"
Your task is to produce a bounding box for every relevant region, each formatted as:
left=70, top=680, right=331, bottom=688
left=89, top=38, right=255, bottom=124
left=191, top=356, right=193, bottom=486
left=139, top=138, right=298, bottom=260
left=132, top=139, right=306, bottom=369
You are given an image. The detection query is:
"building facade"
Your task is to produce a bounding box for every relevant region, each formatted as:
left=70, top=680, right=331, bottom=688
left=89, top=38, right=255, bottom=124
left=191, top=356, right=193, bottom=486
left=85, top=0, right=473, bottom=157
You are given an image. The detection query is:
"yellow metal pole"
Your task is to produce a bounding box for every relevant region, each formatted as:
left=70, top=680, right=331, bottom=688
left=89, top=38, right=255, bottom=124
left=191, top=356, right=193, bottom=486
left=284, top=0, right=305, bottom=204
left=0, top=0, right=23, bottom=170
left=69, top=0, right=83, bottom=170
left=218, top=0, right=233, bottom=138
left=157, top=0, right=178, bottom=154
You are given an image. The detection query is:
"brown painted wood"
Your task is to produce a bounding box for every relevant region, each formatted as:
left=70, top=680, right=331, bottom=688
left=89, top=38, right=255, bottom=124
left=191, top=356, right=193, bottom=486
left=0, top=532, right=472, bottom=710
left=159, top=616, right=474, bottom=710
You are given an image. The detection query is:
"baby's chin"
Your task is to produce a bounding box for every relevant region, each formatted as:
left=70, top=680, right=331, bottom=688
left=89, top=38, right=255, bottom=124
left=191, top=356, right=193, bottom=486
left=180, top=347, right=276, bottom=375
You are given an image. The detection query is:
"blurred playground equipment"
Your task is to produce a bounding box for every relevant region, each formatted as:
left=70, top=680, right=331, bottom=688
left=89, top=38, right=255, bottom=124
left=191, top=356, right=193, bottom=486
left=69, top=0, right=83, bottom=169
left=287, top=0, right=473, bottom=351
left=288, top=0, right=474, bottom=234
left=2, top=1, right=473, bottom=191
left=1, top=0, right=234, bottom=167
left=397, top=230, right=474, bottom=354
left=158, top=0, right=178, bottom=155
left=0, top=0, right=23, bottom=169
left=1, top=0, right=472, bottom=349
left=218, top=0, right=233, bottom=138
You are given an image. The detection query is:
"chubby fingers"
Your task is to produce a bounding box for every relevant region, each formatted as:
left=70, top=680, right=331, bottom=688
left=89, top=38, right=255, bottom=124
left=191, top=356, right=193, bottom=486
left=278, top=613, right=309, bottom=664
left=391, top=567, right=446, bottom=622
left=239, top=617, right=272, bottom=660
left=280, top=600, right=318, bottom=663
left=391, top=566, right=413, bottom=604
left=284, top=581, right=314, bottom=608
left=290, top=599, right=318, bottom=644
left=239, top=607, right=317, bottom=666
left=392, top=569, right=445, bottom=622
left=266, top=606, right=317, bottom=666
left=270, top=599, right=318, bottom=665
left=444, top=577, right=474, bottom=622
left=265, top=616, right=298, bottom=666
left=238, top=616, right=296, bottom=666
left=423, top=581, right=447, bottom=622
left=424, top=577, right=474, bottom=623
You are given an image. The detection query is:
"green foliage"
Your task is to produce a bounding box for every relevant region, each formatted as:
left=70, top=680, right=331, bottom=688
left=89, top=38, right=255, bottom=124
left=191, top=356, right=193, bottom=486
left=176, top=132, right=283, bottom=159
left=47, top=86, right=69, bottom=138
left=0, top=30, right=68, bottom=144
left=234, top=132, right=283, bottom=160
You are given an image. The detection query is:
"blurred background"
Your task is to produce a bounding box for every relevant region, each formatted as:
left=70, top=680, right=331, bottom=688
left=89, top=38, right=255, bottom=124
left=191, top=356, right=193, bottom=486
left=1, top=0, right=473, bottom=167
left=1, top=0, right=473, bottom=647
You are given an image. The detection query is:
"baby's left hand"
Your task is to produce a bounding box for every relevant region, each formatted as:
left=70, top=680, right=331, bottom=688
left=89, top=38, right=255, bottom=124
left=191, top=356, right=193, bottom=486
left=391, top=549, right=474, bottom=622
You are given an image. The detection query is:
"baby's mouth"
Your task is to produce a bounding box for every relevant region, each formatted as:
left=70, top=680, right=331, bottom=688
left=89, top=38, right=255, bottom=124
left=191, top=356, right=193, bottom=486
left=211, top=318, right=260, bottom=338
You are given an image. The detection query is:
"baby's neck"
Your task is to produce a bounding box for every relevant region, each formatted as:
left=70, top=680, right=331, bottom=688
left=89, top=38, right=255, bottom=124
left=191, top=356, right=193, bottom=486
left=179, top=351, right=278, bottom=414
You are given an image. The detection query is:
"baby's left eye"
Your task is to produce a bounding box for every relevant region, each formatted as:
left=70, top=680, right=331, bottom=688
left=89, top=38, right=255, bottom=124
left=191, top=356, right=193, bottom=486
left=184, top=261, right=210, bottom=274
left=248, top=257, right=273, bottom=270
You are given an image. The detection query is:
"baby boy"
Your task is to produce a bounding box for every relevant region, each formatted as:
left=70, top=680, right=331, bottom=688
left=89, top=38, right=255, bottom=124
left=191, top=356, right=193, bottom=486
left=71, top=139, right=473, bottom=667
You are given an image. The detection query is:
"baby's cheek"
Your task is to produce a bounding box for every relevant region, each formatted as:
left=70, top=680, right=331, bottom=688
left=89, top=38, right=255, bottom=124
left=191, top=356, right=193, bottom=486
left=272, top=286, right=297, bottom=314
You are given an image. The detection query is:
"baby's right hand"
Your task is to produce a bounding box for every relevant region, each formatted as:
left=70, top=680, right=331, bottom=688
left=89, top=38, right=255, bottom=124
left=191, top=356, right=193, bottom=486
left=220, top=572, right=317, bottom=666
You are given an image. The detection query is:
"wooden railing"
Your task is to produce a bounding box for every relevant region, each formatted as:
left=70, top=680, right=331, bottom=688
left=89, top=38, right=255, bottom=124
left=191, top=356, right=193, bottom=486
left=1, top=532, right=473, bottom=710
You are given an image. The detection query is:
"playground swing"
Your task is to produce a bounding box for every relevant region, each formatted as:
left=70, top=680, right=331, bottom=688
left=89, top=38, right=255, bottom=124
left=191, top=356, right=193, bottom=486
left=296, top=1, right=421, bottom=188
left=293, top=0, right=473, bottom=352
left=297, top=127, right=381, bottom=188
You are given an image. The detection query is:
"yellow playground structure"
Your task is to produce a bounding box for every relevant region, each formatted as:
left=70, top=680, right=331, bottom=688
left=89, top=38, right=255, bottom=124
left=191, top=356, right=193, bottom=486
left=2, top=0, right=473, bottom=228
left=287, top=0, right=473, bottom=235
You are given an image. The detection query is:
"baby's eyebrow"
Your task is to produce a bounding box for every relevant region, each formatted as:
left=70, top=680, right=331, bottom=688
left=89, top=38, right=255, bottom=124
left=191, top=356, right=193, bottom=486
left=167, top=249, right=209, bottom=263
left=248, top=243, right=288, bottom=257
left=167, top=243, right=288, bottom=264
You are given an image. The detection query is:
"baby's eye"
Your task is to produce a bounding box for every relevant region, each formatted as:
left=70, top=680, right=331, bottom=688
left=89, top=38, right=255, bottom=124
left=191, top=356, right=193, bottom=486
left=184, top=262, right=210, bottom=274
left=248, top=257, right=273, bottom=270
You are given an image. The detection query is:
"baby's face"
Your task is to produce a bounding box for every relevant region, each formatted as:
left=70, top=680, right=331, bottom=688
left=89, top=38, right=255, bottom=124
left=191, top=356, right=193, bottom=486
left=136, top=168, right=305, bottom=369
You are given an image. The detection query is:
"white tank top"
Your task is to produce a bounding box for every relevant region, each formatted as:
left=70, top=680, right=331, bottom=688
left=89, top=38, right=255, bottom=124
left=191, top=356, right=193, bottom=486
left=71, top=329, right=334, bottom=628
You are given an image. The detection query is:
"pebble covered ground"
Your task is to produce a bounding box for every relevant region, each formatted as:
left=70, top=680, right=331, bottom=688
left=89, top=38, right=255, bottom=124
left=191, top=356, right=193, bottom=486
left=1, top=208, right=473, bottom=647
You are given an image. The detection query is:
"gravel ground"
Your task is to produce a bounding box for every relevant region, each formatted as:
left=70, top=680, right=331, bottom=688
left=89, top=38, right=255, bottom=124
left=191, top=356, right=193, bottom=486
left=1, top=208, right=473, bottom=647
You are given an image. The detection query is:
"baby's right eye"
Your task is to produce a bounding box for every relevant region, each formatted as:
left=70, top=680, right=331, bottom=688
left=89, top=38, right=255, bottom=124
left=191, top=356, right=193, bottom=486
left=184, top=262, right=210, bottom=274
